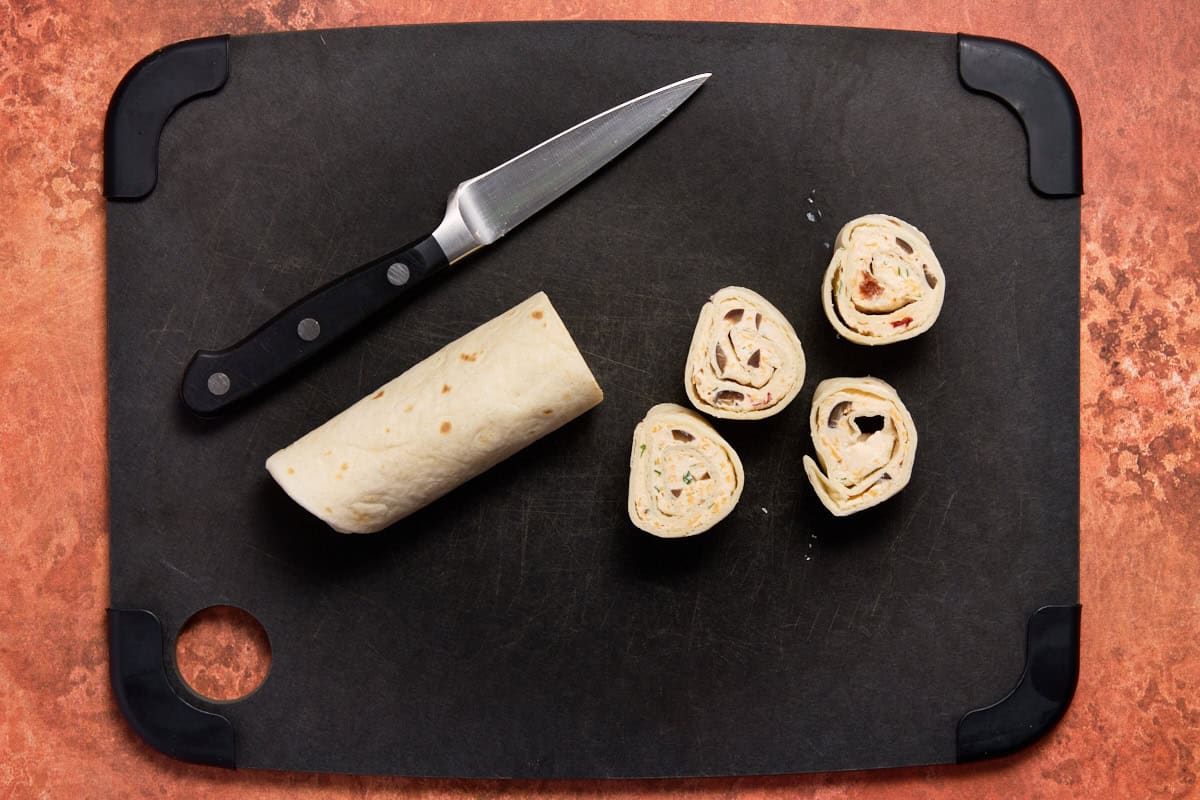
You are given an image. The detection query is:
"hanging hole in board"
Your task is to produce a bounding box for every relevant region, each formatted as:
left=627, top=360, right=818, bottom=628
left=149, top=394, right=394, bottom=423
left=176, top=605, right=271, bottom=702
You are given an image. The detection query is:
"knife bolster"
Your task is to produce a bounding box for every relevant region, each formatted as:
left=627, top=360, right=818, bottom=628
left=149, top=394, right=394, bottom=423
left=431, top=186, right=485, bottom=264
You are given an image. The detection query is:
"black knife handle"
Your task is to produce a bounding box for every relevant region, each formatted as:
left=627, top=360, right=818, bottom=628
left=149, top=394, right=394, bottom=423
left=180, top=235, right=449, bottom=416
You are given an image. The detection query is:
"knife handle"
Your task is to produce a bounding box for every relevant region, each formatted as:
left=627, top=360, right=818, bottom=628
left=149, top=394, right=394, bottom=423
left=180, top=235, right=449, bottom=416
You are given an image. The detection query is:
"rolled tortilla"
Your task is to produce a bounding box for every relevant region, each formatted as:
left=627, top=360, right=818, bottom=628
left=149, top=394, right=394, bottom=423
left=822, top=214, right=945, bottom=344
left=628, top=403, right=744, bottom=537
left=684, top=286, right=805, bottom=419
left=802, top=377, right=917, bottom=516
left=266, top=292, right=603, bottom=533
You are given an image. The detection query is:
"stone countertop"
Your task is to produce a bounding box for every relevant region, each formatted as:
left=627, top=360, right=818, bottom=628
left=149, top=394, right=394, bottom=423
left=1, top=1, right=1196, bottom=797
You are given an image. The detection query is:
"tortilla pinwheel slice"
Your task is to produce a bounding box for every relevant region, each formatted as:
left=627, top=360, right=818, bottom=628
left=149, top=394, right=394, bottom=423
left=822, top=214, right=946, bottom=344
left=685, top=286, right=805, bottom=420
left=628, top=403, right=745, bottom=537
left=802, top=377, right=917, bottom=516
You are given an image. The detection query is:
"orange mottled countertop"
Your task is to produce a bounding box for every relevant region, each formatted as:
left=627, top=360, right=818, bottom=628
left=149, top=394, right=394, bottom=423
left=1, top=0, right=1197, bottom=798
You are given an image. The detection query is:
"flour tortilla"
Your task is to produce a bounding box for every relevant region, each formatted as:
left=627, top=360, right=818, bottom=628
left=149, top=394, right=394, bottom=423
left=684, top=286, right=805, bottom=420
left=628, top=403, right=744, bottom=537
left=822, top=214, right=946, bottom=344
left=266, top=292, right=603, bottom=533
left=802, top=377, right=917, bottom=516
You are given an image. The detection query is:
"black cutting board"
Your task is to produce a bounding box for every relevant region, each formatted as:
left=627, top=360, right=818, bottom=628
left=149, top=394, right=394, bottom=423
left=105, top=22, right=1081, bottom=777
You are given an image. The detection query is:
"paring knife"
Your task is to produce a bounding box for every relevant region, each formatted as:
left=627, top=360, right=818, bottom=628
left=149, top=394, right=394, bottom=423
left=180, top=73, right=711, bottom=416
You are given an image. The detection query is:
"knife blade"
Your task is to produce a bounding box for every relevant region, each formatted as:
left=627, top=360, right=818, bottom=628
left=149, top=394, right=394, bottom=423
left=180, top=73, right=711, bottom=416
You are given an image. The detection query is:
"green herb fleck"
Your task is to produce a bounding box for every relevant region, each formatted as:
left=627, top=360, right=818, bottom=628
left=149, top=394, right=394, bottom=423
left=682, top=471, right=694, bottom=484
left=654, top=469, right=662, bottom=476
left=639, top=443, right=646, bottom=456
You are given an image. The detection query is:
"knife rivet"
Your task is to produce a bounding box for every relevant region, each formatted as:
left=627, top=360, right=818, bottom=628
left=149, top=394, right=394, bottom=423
left=207, top=372, right=231, bottom=396
left=386, top=262, right=410, bottom=286
left=297, top=318, right=321, bottom=341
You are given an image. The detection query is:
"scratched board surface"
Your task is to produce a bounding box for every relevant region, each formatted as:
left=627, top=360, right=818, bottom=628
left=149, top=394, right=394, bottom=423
left=107, top=22, right=1079, bottom=777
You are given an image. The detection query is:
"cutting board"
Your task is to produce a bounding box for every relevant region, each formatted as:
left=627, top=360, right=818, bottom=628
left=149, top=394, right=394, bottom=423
left=105, top=22, right=1081, bottom=778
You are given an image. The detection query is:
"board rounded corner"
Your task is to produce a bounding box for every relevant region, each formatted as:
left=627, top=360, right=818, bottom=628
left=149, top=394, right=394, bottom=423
left=956, top=33, right=1083, bottom=198
left=108, top=608, right=237, bottom=769
left=955, top=604, right=1081, bottom=762
left=104, top=34, right=231, bottom=200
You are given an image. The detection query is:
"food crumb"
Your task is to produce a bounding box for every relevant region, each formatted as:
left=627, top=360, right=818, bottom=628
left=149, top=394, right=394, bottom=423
left=442, top=384, right=451, bottom=393
left=403, top=404, right=414, bottom=413
left=531, top=310, right=544, bottom=320
left=286, top=467, right=295, bottom=475
left=542, top=408, right=554, bottom=415
left=460, top=352, right=478, bottom=362
left=340, top=463, right=348, bottom=471
left=373, top=390, right=385, bottom=399
left=440, top=421, right=452, bottom=434
left=324, top=506, right=332, bottom=513
left=761, top=507, right=769, bottom=515
left=385, top=426, right=391, bottom=433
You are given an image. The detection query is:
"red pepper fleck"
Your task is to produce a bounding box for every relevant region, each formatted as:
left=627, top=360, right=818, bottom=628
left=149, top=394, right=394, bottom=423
left=890, top=317, right=913, bottom=328
left=858, top=273, right=883, bottom=299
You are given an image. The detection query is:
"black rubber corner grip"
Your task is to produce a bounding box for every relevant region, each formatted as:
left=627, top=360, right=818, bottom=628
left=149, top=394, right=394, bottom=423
left=104, top=35, right=230, bottom=200
left=956, top=604, right=1081, bottom=762
left=958, top=34, right=1082, bottom=198
left=108, top=608, right=236, bottom=768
